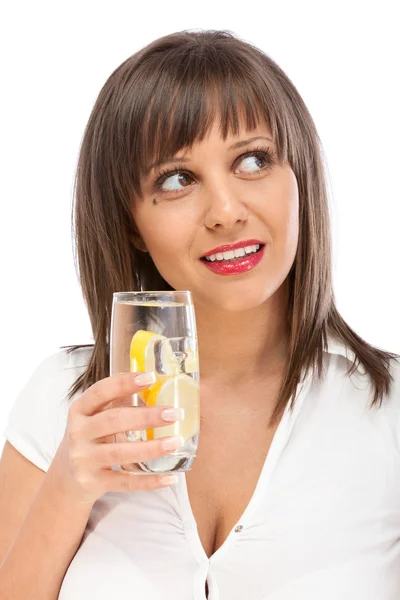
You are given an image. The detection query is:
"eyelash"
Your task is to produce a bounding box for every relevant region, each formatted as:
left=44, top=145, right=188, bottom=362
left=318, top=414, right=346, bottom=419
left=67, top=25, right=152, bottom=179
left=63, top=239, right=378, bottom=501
left=150, top=145, right=276, bottom=195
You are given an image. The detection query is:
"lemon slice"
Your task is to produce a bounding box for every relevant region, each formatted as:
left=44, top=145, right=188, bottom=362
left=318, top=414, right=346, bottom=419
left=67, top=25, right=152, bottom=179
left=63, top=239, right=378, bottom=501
left=130, top=330, right=158, bottom=373
left=130, top=330, right=180, bottom=376
left=130, top=330, right=157, bottom=404
left=145, top=374, right=200, bottom=443
left=130, top=329, right=178, bottom=374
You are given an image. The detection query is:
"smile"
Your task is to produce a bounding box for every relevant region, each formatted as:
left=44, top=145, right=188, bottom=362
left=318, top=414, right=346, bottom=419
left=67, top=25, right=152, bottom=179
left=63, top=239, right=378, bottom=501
left=203, top=243, right=261, bottom=263
left=200, top=244, right=266, bottom=276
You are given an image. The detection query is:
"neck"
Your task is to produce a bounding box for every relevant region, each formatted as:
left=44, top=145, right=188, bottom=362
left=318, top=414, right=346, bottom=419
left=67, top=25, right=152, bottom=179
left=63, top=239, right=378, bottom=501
left=194, top=283, right=290, bottom=387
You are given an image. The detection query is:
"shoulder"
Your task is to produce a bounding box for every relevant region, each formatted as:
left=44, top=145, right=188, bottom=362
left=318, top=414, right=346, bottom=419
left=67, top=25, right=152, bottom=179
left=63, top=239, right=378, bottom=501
left=24, top=345, right=94, bottom=404
left=55, top=345, right=94, bottom=386
left=2, top=345, right=94, bottom=471
left=324, top=334, right=400, bottom=398
left=322, top=335, right=400, bottom=450
left=30, top=344, right=93, bottom=376
left=37, top=345, right=95, bottom=410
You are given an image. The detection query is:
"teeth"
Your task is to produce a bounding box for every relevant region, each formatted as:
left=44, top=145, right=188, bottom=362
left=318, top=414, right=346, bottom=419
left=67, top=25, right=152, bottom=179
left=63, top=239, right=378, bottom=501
left=204, top=244, right=261, bottom=262
left=233, top=247, right=246, bottom=258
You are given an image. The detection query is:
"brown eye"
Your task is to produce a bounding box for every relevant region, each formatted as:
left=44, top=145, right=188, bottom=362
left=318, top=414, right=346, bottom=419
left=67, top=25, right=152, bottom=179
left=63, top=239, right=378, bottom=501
left=161, top=172, right=193, bottom=192
left=152, top=169, right=194, bottom=194
left=236, top=154, right=268, bottom=173
left=151, top=145, right=275, bottom=196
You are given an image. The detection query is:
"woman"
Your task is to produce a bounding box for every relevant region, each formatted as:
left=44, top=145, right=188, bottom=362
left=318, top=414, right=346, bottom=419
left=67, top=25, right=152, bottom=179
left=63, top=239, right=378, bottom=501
left=1, top=29, right=399, bottom=600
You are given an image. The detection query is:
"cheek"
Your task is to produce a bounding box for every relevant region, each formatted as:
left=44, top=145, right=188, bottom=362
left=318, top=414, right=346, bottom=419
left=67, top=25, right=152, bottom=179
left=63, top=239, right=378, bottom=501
left=263, top=168, right=299, bottom=252
left=136, top=210, right=192, bottom=274
left=281, top=197, right=299, bottom=257
left=282, top=172, right=300, bottom=252
left=147, top=225, right=178, bottom=257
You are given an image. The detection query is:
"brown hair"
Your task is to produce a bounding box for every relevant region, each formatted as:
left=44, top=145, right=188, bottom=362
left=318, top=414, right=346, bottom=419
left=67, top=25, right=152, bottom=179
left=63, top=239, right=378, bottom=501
left=62, top=28, right=399, bottom=426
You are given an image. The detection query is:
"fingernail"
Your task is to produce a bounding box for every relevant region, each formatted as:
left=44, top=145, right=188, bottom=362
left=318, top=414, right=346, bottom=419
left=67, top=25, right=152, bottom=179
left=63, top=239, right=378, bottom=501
left=160, top=474, right=179, bottom=486
left=133, top=372, right=156, bottom=387
left=161, top=435, right=185, bottom=451
left=161, top=407, right=185, bottom=422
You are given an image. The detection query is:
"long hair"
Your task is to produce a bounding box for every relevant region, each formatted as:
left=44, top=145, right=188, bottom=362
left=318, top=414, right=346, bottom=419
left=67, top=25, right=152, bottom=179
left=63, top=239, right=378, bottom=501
left=62, top=29, right=399, bottom=427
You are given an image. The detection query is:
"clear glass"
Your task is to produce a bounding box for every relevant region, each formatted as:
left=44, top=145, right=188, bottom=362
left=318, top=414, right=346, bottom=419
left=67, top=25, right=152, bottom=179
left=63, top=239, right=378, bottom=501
left=109, top=291, right=200, bottom=474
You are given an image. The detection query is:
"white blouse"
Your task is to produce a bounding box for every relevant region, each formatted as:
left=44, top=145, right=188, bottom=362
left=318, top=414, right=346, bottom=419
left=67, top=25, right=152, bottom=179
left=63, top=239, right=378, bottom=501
left=2, top=336, right=400, bottom=599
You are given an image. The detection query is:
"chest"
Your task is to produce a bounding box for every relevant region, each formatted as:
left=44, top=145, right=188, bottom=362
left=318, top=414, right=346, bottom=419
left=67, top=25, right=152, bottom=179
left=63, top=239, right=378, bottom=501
left=185, top=408, right=280, bottom=560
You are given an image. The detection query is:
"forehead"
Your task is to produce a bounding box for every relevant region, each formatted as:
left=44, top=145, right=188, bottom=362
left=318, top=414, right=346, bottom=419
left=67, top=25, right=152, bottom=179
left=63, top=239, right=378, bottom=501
left=144, top=104, right=272, bottom=169
left=187, top=114, right=273, bottom=145
left=141, top=128, right=274, bottom=185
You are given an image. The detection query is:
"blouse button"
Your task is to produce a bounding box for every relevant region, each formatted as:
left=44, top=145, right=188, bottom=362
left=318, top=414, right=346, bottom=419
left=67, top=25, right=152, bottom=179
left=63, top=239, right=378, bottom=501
left=234, top=525, right=243, bottom=532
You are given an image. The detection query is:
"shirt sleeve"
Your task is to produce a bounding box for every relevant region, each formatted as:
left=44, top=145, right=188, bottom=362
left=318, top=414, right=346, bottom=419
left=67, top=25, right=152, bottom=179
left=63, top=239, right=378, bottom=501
left=1, top=348, right=91, bottom=472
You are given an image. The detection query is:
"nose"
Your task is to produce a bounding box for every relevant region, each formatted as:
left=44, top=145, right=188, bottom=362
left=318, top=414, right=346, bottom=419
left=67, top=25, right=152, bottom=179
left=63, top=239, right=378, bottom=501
left=203, top=179, right=248, bottom=230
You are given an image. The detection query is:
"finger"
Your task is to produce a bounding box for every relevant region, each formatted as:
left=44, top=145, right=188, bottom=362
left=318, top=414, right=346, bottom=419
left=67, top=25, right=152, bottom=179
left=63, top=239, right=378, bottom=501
left=99, top=470, right=179, bottom=493
left=83, top=405, right=184, bottom=441
left=90, top=436, right=185, bottom=467
left=76, top=372, right=156, bottom=416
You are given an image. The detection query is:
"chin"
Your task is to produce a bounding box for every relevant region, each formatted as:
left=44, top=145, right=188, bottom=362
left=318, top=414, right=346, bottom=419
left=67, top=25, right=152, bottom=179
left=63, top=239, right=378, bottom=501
left=162, top=264, right=290, bottom=313
left=193, top=288, right=277, bottom=313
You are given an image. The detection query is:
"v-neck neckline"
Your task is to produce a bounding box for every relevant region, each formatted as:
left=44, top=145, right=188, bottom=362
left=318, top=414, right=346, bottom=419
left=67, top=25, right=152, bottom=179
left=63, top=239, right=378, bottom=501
left=174, top=369, right=313, bottom=565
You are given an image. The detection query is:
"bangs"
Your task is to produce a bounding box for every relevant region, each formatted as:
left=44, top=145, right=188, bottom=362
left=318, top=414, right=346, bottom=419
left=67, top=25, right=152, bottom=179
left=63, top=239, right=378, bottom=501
left=125, top=47, right=286, bottom=200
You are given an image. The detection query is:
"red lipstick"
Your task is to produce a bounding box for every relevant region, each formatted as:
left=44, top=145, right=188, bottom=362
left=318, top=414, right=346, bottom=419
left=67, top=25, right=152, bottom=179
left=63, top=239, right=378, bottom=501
left=201, top=242, right=266, bottom=276
left=201, top=239, right=264, bottom=258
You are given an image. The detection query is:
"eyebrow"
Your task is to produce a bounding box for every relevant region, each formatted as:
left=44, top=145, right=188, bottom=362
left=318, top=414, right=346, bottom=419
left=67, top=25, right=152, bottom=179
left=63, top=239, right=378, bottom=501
left=146, top=135, right=273, bottom=173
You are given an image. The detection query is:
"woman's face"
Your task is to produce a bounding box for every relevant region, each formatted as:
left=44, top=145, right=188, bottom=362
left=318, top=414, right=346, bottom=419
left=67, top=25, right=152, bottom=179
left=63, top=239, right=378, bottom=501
left=133, top=117, right=299, bottom=313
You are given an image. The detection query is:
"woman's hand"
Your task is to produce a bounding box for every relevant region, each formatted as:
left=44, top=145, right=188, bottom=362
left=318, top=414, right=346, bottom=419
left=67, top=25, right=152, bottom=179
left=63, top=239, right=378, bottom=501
left=52, top=371, right=184, bottom=506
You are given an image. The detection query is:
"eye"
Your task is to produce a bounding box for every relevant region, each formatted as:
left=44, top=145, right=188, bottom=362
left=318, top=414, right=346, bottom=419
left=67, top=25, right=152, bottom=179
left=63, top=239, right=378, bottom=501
left=152, top=170, right=194, bottom=194
left=235, top=152, right=269, bottom=174
left=150, top=145, right=276, bottom=196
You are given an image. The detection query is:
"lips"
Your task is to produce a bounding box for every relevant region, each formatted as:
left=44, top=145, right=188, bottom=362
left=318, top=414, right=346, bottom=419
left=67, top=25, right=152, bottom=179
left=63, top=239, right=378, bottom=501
left=201, top=244, right=266, bottom=275
left=201, top=239, right=265, bottom=259
left=202, top=243, right=263, bottom=264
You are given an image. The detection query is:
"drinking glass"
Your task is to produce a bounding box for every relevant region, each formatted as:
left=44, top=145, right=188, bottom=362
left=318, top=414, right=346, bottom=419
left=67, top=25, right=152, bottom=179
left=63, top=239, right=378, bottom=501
left=109, top=291, right=200, bottom=474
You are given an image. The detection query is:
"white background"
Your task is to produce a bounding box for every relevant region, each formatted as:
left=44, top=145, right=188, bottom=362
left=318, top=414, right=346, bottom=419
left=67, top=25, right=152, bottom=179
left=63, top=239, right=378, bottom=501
left=0, top=1, right=399, bottom=453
